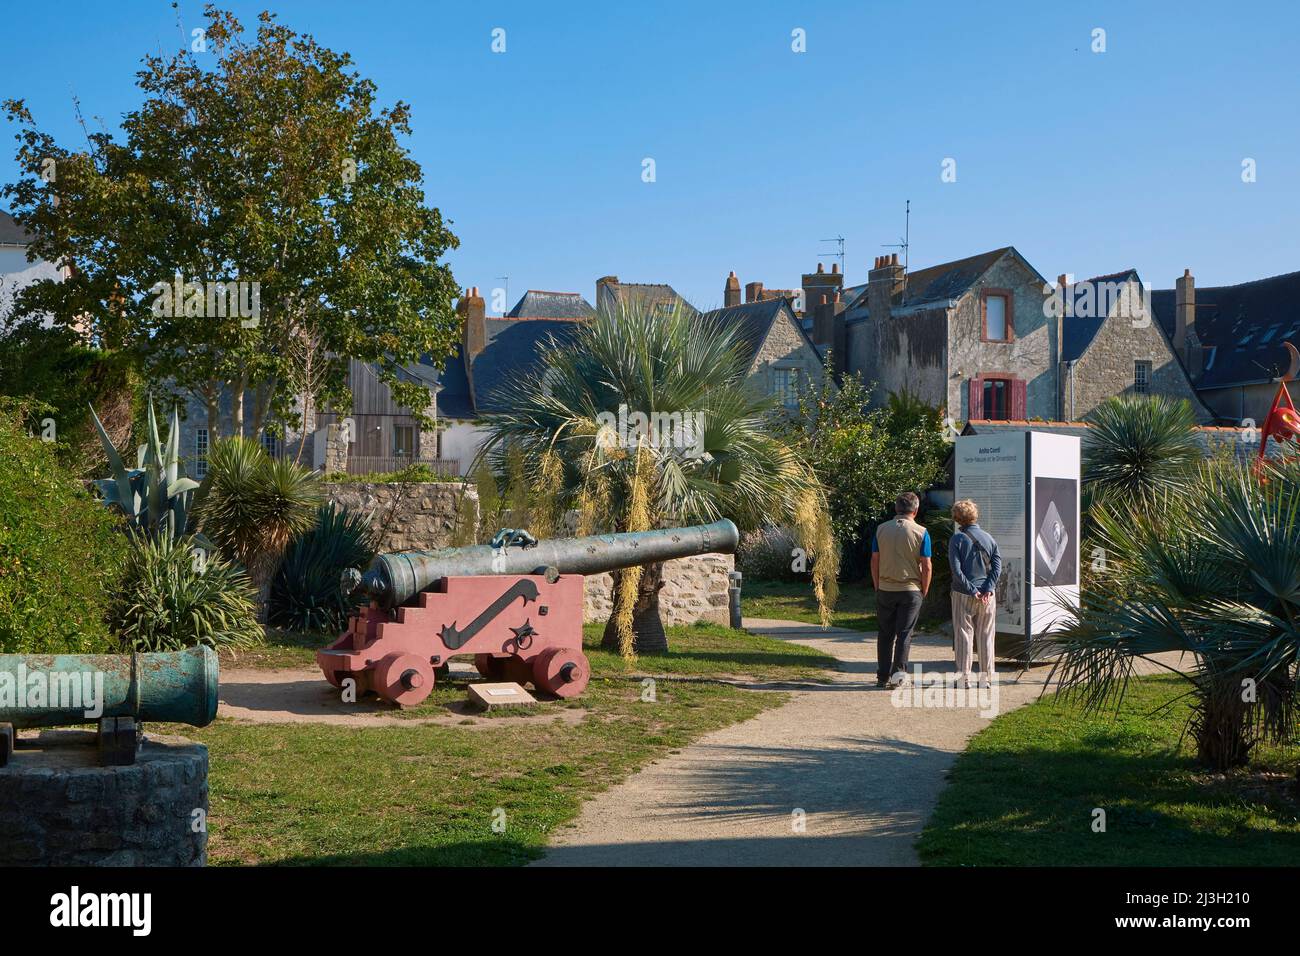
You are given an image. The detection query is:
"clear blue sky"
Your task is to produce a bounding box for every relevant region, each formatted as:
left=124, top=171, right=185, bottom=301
left=3, top=0, right=1297, bottom=312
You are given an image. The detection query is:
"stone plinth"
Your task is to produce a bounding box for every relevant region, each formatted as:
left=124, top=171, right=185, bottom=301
left=0, top=730, right=208, bottom=866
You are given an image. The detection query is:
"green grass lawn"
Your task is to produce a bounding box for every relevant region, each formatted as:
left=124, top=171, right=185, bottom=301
left=186, top=622, right=836, bottom=865
left=741, top=577, right=877, bottom=631
left=918, top=674, right=1300, bottom=866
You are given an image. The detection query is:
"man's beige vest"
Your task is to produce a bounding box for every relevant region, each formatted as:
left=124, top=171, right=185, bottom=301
left=876, top=516, right=927, bottom=592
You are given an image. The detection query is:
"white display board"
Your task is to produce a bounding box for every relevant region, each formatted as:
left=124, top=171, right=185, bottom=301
left=952, top=431, right=1081, bottom=647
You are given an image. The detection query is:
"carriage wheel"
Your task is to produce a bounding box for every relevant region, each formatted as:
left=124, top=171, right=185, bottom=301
left=531, top=647, right=591, bottom=699
left=373, top=653, right=435, bottom=708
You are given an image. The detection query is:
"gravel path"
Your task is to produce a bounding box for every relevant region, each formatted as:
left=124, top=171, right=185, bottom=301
left=535, top=617, right=1108, bottom=867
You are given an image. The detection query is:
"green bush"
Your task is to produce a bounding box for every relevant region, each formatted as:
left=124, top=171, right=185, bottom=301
left=268, top=504, right=379, bottom=633
left=737, top=526, right=804, bottom=581
left=107, top=535, right=262, bottom=651
left=323, top=462, right=459, bottom=483
left=0, top=399, right=123, bottom=653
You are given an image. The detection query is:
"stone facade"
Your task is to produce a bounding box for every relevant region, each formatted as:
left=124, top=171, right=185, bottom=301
left=582, top=552, right=734, bottom=627
left=323, top=481, right=477, bottom=553
left=0, top=731, right=208, bottom=866
left=1062, top=276, right=1211, bottom=421
left=747, top=302, right=827, bottom=400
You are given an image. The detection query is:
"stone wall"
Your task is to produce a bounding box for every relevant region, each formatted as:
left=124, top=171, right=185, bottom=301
left=0, top=731, right=208, bottom=866
left=323, top=481, right=476, bottom=553
left=583, top=551, right=734, bottom=627
left=747, top=303, right=827, bottom=400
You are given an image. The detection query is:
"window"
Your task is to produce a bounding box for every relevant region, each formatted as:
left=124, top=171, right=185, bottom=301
left=392, top=424, right=415, bottom=458
left=1134, top=360, right=1152, bottom=394
left=983, top=378, right=1011, bottom=420
left=773, top=368, right=801, bottom=409
left=260, top=430, right=280, bottom=459
left=982, top=290, right=1012, bottom=342
left=194, top=428, right=209, bottom=479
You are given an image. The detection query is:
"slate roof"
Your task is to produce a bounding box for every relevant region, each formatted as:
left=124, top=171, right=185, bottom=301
left=597, top=281, right=697, bottom=316
left=1151, top=271, right=1300, bottom=388
left=0, top=210, right=32, bottom=246
left=506, top=290, right=595, bottom=319
left=438, top=318, right=584, bottom=419
left=1060, top=269, right=1141, bottom=363
left=844, top=247, right=1029, bottom=324
left=698, top=297, right=820, bottom=367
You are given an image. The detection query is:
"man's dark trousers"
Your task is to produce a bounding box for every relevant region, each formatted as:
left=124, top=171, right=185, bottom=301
left=876, top=589, right=923, bottom=681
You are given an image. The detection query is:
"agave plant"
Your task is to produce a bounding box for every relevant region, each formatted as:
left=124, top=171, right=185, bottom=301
left=90, top=396, right=200, bottom=543
left=1082, top=394, right=1202, bottom=510
left=1042, top=458, right=1300, bottom=770
left=268, top=504, right=379, bottom=633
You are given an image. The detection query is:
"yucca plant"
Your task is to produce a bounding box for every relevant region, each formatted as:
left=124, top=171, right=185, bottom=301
left=479, top=299, right=838, bottom=657
left=1041, top=458, right=1300, bottom=770
left=191, top=437, right=320, bottom=613
left=268, top=504, right=379, bottom=633
left=90, top=395, right=200, bottom=543
left=108, top=534, right=263, bottom=651
left=1082, top=394, right=1202, bottom=510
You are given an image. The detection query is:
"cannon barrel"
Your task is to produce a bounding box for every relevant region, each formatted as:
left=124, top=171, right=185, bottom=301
left=351, top=519, right=740, bottom=610
left=0, top=646, right=218, bottom=729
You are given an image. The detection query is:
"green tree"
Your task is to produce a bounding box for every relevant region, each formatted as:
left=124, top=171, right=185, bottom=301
left=479, top=301, right=838, bottom=656
left=2, top=4, right=459, bottom=440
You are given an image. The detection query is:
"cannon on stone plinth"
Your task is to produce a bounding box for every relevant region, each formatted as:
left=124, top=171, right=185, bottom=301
left=318, top=519, right=740, bottom=707
left=0, top=645, right=219, bottom=767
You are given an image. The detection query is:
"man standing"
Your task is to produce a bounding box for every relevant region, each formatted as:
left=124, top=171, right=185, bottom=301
left=870, top=492, right=932, bottom=689
left=948, top=499, right=1002, bottom=689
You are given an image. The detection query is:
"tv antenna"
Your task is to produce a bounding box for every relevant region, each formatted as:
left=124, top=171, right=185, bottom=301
left=881, top=199, right=910, bottom=302
left=819, top=235, right=846, bottom=274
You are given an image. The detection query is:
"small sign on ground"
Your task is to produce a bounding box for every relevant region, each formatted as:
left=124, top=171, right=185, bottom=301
left=467, top=682, right=538, bottom=710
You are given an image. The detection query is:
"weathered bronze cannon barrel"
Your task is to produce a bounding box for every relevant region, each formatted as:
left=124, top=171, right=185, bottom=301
left=350, top=519, right=740, bottom=610
left=0, top=646, right=218, bottom=729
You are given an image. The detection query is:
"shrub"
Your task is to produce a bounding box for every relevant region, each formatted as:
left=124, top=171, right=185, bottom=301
left=107, top=535, right=262, bottom=651
left=0, top=399, right=123, bottom=653
left=324, top=462, right=459, bottom=483
left=737, top=526, right=804, bottom=581
left=268, top=504, right=379, bottom=633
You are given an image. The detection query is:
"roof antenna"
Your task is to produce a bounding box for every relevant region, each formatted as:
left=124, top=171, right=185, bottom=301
left=819, top=235, right=846, bottom=275
left=881, top=199, right=910, bottom=303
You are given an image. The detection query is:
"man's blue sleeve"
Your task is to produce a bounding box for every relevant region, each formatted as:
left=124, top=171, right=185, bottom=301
left=919, top=531, right=932, bottom=558
left=871, top=534, right=879, bottom=554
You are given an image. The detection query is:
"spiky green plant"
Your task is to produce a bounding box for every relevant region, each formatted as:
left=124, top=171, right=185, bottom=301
left=191, top=437, right=320, bottom=612
left=1041, top=458, right=1300, bottom=770
left=268, top=504, right=379, bottom=633
left=478, top=299, right=838, bottom=656
left=1082, top=394, right=1202, bottom=509
left=90, top=396, right=199, bottom=543
left=108, top=534, right=262, bottom=651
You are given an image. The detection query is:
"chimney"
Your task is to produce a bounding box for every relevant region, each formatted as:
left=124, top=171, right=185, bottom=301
left=867, top=253, right=905, bottom=321
left=801, top=261, right=843, bottom=319
left=724, top=270, right=741, bottom=308
left=812, top=292, right=848, bottom=376
left=745, top=281, right=764, bottom=304
left=1174, top=268, right=1195, bottom=354
left=596, top=275, right=620, bottom=313
left=458, top=286, right=487, bottom=360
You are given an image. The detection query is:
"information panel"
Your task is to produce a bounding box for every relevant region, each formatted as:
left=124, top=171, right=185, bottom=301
left=952, top=430, right=1081, bottom=652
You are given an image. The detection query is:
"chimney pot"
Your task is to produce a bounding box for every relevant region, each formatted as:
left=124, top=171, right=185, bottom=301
left=1057, top=274, right=1068, bottom=288
left=890, top=253, right=898, bottom=266
left=817, top=263, right=825, bottom=273
left=831, top=263, right=839, bottom=274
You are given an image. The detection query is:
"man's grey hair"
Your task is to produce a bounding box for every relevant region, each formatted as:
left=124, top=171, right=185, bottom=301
left=895, top=492, right=920, bottom=515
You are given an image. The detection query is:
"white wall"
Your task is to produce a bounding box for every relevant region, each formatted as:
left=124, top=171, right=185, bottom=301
left=0, top=247, right=62, bottom=329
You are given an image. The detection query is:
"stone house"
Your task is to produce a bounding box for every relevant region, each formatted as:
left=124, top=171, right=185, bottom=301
left=698, top=296, right=828, bottom=409
left=1058, top=269, right=1211, bottom=421
left=1151, top=268, right=1300, bottom=425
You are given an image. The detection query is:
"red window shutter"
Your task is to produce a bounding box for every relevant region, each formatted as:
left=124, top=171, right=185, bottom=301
left=1011, top=378, right=1027, bottom=419
left=968, top=377, right=983, bottom=419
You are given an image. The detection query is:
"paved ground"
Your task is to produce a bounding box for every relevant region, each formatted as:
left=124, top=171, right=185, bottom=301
left=536, top=618, right=1181, bottom=867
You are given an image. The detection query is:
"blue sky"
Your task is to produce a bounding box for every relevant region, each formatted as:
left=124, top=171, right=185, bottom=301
left=2, top=0, right=1297, bottom=312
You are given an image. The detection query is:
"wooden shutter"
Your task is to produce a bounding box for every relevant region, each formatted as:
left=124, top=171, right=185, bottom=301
left=968, top=377, right=984, bottom=420
left=1011, top=378, right=1027, bottom=419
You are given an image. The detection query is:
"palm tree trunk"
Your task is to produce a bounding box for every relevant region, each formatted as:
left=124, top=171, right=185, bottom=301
left=1195, top=677, right=1254, bottom=770
left=601, top=561, right=669, bottom=654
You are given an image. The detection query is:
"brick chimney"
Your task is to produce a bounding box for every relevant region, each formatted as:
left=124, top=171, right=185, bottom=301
left=745, top=281, right=764, bottom=303
left=724, top=271, right=741, bottom=308
left=867, top=253, right=905, bottom=321
left=1173, top=268, right=1195, bottom=353
left=457, top=286, right=487, bottom=360
left=801, top=262, right=842, bottom=319
left=812, top=291, right=847, bottom=376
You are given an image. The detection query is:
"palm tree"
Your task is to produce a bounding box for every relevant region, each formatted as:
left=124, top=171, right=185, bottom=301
left=192, top=436, right=320, bottom=616
left=1042, top=458, right=1300, bottom=770
left=479, top=300, right=838, bottom=656
left=1082, top=394, right=1202, bottom=509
